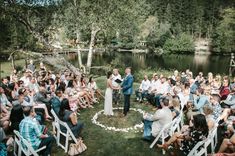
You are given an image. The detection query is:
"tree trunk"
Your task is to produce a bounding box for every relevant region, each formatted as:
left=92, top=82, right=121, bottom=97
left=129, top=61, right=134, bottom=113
left=76, top=31, right=83, bottom=68
left=17, top=50, right=81, bottom=76
left=86, top=24, right=100, bottom=74
left=11, top=55, right=15, bottom=69
left=74, top=0, right=83, bottom=69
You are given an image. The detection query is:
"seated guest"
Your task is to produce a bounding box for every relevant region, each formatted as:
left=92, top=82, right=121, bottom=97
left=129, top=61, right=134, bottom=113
left=189, top=78, right=200, bottom=100
left=221, top=107, right=235, bottom=137
left=19, top=71, right=31, bottom=87
left=11, top=81, right=20, bottom=101
left=171, top=70, right=179, bottom=81
left=88, top=76, right=103, bottom=101
left=169, top=97, right=181, bottom=119
left=65, top=80, right=93, bottom=109
left=34, top=86, right=51, bottom=112
left=218, top=133, right=235, bottom=153
left=157, top=114, right=209, bottom=156
left=211, top=74, right=222, bottom=94
left=146, top=73, right=160, bottom=105
left=193, top=88, right=209, bottom=113
left=154, top=77, right=169, bottom=108
left=223, top=86, right=235, bottom=107
left=1, top=77, right=12, bottom=102
left=19, top=106, right=54, bottom=156
left=219, top=105, right=235, bottom=124
left=10, top=69, right=18, bottom=83
left=220, top=77, right=230, bottom=100
left=173, top=86, right=188, bottom=108
left=10, top=94, right=25, bottom=131
left=0, top=100, right=10, bottom=130
left=0, top=86, right=12, bottom=108
left=28, top=76, right=39, bottom=93
left=0, top=127, right=6, bottom=143
left=19, top=88, right=51, bottom=121
left=206, top=72, right=214, bottom=85
left=142, top=97, right=173, bottom=141
left=203, top=104, right=216, bottom=130
left=230, top=77, right=235, bottom=90
left=210, top=94, right=222, bottom=120
left=135, top=75, right=150, bottom=102
left=50, top=90, right=63, bottom=115
left=58, top=99, right=84, bottom=138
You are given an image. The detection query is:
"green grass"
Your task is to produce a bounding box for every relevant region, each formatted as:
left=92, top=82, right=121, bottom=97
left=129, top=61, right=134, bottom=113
left=1, top=61, right=168, bottom=155
left=98, top=109, right=143, bottom=128
left=0, top=59, right=25, bottom=78
left=49, top=76, right=166, bottom=156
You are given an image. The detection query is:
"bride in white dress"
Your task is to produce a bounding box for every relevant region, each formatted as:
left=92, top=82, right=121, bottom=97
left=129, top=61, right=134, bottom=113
left=104, top=71, right=119, bottom=116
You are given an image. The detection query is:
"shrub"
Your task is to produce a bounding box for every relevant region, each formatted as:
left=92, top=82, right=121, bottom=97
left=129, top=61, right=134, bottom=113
left=163, top=33, right=195, bottom=53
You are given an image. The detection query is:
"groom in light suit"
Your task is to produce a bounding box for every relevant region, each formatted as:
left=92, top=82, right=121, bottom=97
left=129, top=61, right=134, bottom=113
left=121, top=67, right=134, bottom=116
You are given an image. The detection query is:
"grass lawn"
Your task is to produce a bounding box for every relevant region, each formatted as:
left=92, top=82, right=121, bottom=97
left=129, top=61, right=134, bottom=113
left=50, top=76, right=166, bottom=156
left=0, top=59, right=25, bottom=78
left=0, top=59, right=169, bottom=155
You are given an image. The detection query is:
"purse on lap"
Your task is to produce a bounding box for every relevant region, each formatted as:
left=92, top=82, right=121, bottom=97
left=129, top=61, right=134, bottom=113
left=68, top=138, right=87, bottom=156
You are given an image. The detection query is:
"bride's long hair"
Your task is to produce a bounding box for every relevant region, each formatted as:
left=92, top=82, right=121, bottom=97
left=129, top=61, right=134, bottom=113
left=107, top=71, right=112, bottom=79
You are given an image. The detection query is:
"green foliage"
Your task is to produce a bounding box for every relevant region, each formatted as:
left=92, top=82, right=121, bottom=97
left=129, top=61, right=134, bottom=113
left=141, top=17, right=171, bottom=50
left=212, top=8, right=235, bottom=53
left=0, top=0, right=235, bottom=54
left=163, top=33, right=195, bottom=53
left=1, top=0, right=61, bottom=51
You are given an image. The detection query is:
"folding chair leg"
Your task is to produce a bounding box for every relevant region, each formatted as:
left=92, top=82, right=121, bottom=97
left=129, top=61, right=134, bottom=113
left=56, top=130, right=60, bottom=146
left=162, top=136, right=166, bottom=155
left=18, top=145, right=22, bottom=156
left=65, top=132, right=69, bottom=153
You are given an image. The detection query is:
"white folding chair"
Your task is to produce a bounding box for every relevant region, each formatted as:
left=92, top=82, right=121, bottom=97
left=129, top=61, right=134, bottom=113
left=208, top=126, right=218, bottom=154
left=149, top=122, right=173, bottom=154
left=51, top=109, right=78, bottom=153
left=188, top=125, right=218, bottom=156
left=13, top=130, right=46, bottom=156
left=13, top=131, right=21, bottom=156
left=187, top=140, right=207, bottom=156
left=169, top=113, right=182, bottom=135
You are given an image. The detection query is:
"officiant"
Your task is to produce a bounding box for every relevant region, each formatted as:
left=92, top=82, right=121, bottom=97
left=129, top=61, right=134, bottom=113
left=112, top=69, right=122, bottom=105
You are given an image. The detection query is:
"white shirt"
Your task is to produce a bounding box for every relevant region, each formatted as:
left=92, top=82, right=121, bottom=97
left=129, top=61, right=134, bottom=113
left=150, top=79, right=161, bottom=92
left=20, top=76, right=30, bottom=86
left=145, top=107, right=173, bottom=137
left=0, top=94, right=11, bottom=106
left=158, top=82, right=169, bottom=94
left=88, top=82, right=98, bottom=90
left=112, top=74, right=122, bottom=88
left=28, top=82, right=39, bottom=93
left=139, top=79, right=150, bottom=91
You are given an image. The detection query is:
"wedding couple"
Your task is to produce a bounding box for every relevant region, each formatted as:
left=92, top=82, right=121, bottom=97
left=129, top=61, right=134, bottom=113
left=104, top=67, right=133, bottom=117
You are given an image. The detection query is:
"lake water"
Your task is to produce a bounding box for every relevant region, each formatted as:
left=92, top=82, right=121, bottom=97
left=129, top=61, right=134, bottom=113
left=65, top=52, right=231, bottom=76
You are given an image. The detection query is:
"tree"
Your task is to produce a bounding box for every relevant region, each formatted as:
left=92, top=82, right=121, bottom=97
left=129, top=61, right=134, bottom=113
left=53, top=0, right=83, bottom=68
left=1, top=0, right=82, bottom=75
left=68, top=0, right=149, bottom=73
left=212, top=8, right=235, bottom=53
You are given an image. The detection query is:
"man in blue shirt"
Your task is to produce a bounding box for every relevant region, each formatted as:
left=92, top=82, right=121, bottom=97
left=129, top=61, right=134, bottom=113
left=19, top=106, right=54, bottom=156
left=121, top=67, right=134, bottom=116
left=193, top=88, right=209, bottom=113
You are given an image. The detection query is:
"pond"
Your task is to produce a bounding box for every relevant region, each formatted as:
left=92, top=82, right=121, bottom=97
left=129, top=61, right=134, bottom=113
left=65, top=52, right=231, bottom=76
